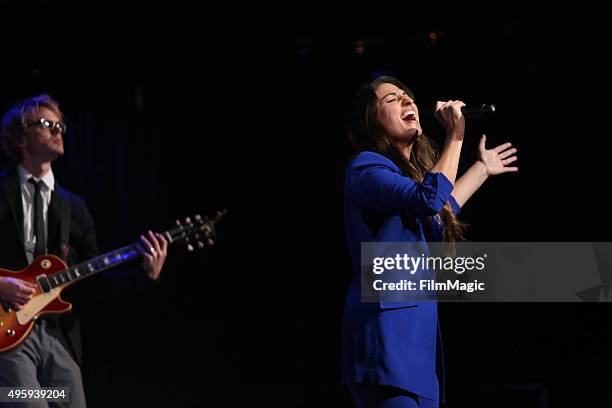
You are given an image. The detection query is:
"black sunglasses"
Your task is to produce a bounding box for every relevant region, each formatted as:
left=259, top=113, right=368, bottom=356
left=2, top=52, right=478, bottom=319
left=27, top=118, right=67, bottom=134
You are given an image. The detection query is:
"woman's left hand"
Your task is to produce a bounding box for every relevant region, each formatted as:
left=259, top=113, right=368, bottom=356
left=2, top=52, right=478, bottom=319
left=478, top=134, right=519, bottom=176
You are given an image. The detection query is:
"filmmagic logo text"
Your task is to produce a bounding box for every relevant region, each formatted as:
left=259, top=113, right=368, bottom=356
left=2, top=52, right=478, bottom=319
left=373, top=279, right=485, bottom=293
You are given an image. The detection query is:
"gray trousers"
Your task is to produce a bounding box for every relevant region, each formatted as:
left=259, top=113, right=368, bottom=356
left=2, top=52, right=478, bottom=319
left=0, top=319, right=86, bottom=408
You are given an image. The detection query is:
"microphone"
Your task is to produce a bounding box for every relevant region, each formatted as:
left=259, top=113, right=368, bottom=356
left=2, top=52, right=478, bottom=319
left=461, top=104, right=496, bottom=119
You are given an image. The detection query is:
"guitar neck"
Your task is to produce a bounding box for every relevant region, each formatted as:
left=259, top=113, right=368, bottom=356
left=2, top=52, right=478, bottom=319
left=45, top=243, right=144, bottom=289
left=42, top=210, right=224, bottom=290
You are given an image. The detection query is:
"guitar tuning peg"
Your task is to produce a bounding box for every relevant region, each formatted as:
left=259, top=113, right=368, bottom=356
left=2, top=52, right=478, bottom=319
left=207, top=238, right=215, bottom=246
left=187, top=244, right=194, bottom=252
left=197, top=241, right=205, bottom=249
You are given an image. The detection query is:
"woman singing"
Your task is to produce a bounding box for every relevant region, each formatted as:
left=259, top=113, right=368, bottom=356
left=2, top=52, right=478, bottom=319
left=342, top=76, right=518, bottom=408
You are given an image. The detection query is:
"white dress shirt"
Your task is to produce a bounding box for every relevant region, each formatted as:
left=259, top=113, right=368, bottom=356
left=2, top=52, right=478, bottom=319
left=17, top=164, right=55, bottom=262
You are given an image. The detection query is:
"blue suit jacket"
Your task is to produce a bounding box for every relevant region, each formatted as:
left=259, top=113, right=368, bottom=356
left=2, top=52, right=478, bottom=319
left=342, top=151, right=461, bottom=400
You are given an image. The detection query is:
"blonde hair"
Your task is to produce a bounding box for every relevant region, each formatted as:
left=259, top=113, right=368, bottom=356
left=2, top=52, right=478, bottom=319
left=1, top=94, right=62, bottom=162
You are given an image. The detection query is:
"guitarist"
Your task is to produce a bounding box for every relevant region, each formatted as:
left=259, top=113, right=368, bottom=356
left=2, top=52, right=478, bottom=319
left=0, top=94, right=168, bottom=407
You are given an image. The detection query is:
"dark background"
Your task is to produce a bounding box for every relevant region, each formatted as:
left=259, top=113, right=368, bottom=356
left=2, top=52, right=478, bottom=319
left=1, top=2, right=610, bottom=407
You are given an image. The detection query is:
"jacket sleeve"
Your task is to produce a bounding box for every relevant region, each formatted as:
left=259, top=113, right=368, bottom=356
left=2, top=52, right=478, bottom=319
left=349, top=152, right=455, bottom=217
left=449, top=195, right=461, bottom=215
left=64, top=198, right=157, bottom=306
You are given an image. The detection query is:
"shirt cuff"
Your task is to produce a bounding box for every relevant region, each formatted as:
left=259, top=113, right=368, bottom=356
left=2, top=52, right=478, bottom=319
left=422, top=172, right=454, bottom=213
left=449, top=195, right=462, bottom=214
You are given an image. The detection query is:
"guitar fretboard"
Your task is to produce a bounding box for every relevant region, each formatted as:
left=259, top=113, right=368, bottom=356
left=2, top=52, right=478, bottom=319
left=37, top=210, right=225, bottom=291
left=47, top=244, right=141, bottom=289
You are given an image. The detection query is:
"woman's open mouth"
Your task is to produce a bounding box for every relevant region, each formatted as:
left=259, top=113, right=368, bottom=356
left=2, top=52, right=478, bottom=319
left=401, top=110, right=416, bottom=121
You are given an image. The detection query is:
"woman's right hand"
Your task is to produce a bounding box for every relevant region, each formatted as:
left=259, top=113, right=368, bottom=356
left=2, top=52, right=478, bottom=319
left=0, top=277, right=37, bottom=310
left=434, top=100, right=466, bottom=140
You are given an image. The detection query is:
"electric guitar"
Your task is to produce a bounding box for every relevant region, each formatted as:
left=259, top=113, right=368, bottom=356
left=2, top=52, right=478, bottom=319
left=0, top=209, right=227, bottom=353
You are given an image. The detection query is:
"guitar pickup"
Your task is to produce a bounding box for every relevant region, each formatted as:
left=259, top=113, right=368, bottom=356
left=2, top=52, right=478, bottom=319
left=36, top=274, right=52, bottom=293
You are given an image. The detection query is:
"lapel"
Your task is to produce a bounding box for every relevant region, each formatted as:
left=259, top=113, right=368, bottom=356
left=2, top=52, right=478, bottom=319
left=0, top=167, right=27, bottom=260
left=49, top=183, right=71, bottom=261
left=48, top=189, right=61, bottom=256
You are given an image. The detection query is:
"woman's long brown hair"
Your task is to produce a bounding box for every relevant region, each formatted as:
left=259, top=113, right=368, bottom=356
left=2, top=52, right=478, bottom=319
left=349, top=76, right=466, bottom=251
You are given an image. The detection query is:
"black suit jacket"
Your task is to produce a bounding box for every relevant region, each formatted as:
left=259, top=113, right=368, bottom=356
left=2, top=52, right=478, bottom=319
left=1, top=166, right=107, bottom=365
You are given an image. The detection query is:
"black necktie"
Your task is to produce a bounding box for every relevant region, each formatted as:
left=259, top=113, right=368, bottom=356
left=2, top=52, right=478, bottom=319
left=28, top=178, right=46, bottom=257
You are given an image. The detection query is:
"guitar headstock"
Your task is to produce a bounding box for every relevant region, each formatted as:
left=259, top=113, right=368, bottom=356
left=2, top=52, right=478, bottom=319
left=170, top=209, right=228, bottom=252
